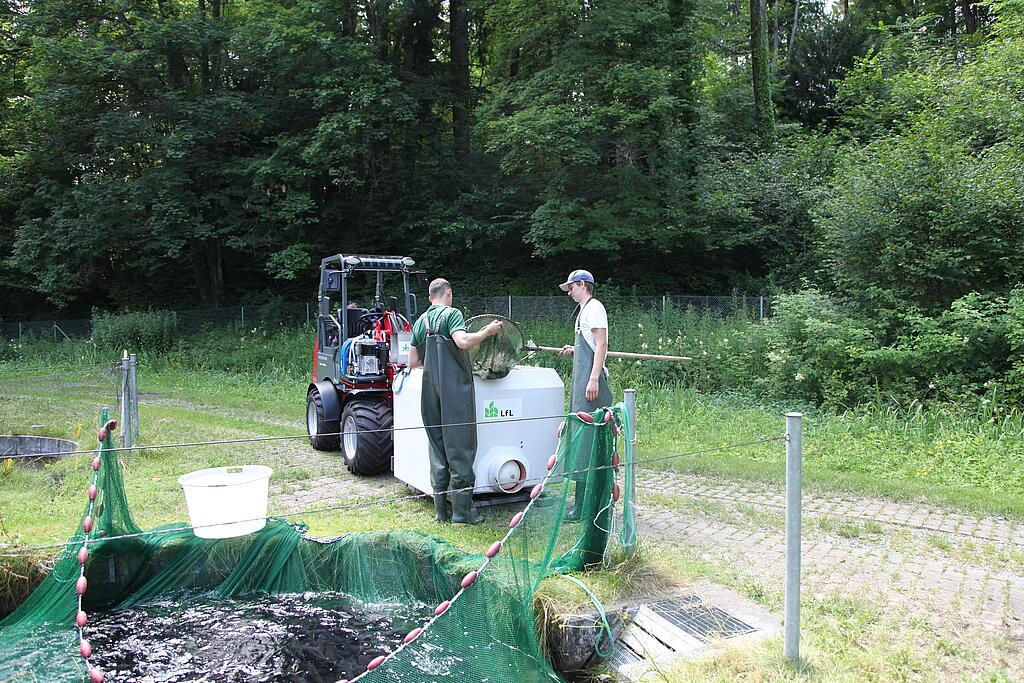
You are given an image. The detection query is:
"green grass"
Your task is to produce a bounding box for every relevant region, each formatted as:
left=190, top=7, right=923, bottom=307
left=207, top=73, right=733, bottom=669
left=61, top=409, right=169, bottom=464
left=631, top=387, right=1024, bottom=519
left=2, top=334, right=1020, bottom=679
left=2, top=325, right=1023, bottom=551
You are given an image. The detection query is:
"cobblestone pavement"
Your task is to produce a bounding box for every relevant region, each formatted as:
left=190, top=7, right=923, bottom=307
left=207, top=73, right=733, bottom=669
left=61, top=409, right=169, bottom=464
left=635, top=467, right=1024, bottom=671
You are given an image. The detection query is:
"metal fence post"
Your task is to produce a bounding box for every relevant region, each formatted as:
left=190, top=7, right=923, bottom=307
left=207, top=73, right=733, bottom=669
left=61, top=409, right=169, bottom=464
left=18, top=322, right=22, bottom=342
left=240, top=306, right=245, bottom=328
left=129, top=353, right=139, bottom=438
left=119, top=352, right=132, bottom=449
left=624, top=388, right=638, bottom=559
left=785, top=412, right=803, bottom=663
left=305, top=302, right=310, bottom=326
left=507, top=295, right=512, bottom=319
left=760, top=296, right=765, bottom=320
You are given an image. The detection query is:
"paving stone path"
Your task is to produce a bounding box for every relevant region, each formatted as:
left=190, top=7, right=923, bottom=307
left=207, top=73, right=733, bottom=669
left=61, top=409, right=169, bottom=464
left=636, top=468, right=1024, bottom=673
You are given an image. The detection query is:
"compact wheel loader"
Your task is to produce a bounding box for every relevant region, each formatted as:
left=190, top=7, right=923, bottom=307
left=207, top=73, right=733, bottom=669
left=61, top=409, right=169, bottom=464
left=306, top=254, right=427, bottom=474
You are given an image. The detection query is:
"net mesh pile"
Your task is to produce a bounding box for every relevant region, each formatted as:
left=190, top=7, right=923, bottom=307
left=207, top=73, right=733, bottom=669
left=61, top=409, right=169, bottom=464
left=0, top=406, right=635, bottom=682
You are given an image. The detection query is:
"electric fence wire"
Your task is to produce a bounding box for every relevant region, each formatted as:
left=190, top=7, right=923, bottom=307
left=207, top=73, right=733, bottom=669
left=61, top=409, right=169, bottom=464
left=0, top=413, right=576, bottom=460
left=0, top=436, right=786, bottom=556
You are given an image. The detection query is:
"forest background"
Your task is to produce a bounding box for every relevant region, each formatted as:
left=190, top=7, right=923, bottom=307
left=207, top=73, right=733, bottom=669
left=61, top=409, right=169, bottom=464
left=2, top=0, right=1024, bottom=410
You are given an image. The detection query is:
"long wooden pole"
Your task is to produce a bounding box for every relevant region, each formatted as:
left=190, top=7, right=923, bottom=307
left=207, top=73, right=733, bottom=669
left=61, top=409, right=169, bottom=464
left=528, top=345, right=691, bottom=363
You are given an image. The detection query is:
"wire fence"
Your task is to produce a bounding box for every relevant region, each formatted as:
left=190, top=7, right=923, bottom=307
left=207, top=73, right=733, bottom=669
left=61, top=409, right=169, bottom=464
left=1, top=294, right=771, bottom=342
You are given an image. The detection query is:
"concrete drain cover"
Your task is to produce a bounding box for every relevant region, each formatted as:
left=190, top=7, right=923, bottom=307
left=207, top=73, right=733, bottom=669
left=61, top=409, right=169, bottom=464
left=611, top=583, right=780, bottom=680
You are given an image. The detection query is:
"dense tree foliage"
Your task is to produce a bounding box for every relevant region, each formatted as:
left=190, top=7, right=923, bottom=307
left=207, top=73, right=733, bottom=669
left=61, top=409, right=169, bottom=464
left=0, top=0, right=1020, bottom=324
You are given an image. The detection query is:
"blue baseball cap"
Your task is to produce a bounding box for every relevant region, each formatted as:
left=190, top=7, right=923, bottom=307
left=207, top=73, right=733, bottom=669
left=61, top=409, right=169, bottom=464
left=559, top=269, right=595, bottom=291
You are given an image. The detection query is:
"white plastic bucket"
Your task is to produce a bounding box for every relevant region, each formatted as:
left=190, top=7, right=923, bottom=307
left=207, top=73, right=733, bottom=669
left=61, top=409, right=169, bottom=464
left=177, top=465, right=273, bottom=539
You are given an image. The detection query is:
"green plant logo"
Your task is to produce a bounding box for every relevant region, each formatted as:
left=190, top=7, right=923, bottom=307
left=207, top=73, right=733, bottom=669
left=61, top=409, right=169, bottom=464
left=484, top=401, right=499, bottom=419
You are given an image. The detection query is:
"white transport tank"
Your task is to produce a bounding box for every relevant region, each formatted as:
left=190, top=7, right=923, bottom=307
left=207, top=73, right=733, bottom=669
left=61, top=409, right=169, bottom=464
left=393, top=365, right=563, bottom=495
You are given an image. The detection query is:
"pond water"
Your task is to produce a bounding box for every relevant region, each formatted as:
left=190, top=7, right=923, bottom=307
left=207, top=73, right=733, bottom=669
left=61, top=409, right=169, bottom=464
left=88, top=591, right=431, bottom=682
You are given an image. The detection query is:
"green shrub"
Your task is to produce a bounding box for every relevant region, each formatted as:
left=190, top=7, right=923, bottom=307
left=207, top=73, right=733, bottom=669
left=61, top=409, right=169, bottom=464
left=91, top=310, right=178, bottom=354
left=762, top=289, right=882, bottom=409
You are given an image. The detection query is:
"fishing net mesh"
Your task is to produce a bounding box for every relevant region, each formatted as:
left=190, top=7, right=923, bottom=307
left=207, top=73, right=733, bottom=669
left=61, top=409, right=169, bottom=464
left=0, top=407, right=635, bottom=682
left=465, top=314, right=526, bottom=380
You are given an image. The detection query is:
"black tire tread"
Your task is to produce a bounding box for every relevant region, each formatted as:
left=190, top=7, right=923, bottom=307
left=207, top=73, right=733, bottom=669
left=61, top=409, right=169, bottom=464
left=342, top=398, right=393, bottom=475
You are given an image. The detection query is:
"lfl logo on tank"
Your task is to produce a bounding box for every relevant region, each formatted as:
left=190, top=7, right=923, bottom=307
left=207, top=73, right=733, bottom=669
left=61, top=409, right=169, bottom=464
left=482, top=399, right=523, bottom=419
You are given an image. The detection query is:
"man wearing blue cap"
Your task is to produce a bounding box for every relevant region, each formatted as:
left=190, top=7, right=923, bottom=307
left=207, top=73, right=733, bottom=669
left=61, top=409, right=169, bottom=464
left=558, top=269, right=612, bottom=520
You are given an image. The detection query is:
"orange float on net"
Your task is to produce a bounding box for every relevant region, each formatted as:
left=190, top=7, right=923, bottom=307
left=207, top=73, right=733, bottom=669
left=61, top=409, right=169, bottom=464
left=89, top=668, right=104, bottom=683
left=403, top=628, right=423, bottom=644
left=576, top=411, right=595, bottom=424
left=508, top=512, right=524, bottom=528
left=485, top=541, right=502, bottom=558
left=546, top=454, right=557, bottom=470
left=433, top=600, right=451, bottom=616
left=530, top=483, right=544, bottom=499
left=367, top=655, right=386, bottom=670
left=461, top=571, right=478, bottom=589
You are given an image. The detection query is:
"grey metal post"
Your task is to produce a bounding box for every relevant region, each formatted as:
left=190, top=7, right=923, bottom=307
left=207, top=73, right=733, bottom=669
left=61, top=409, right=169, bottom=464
left=119, top=353, right=130, bottom=448
left=760, top=296, right=765, bottom=320
left=18, top=322, right=22, bottom=342
left=507, top=295, right=512, bottom=319
left=240, top=306, right=245, bottom=327
left=784, top=412, right=803, bottom=663
left=623, top=388, right=638, bottom=559
left=129, top=353, right=139, bottom=438
left=305, top=302, right=310, bottom=326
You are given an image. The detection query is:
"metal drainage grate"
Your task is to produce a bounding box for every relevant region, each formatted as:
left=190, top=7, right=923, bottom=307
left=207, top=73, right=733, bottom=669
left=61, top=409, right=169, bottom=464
left=607, top=641, right=645, bottom=669
left=647, top=595, right=756, bottom=642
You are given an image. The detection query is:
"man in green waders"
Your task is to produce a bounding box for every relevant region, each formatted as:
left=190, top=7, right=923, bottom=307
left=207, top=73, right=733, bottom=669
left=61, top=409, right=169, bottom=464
left=408, top=278, right=502, bottom=525
left=558, top=269, right=612, bottom=520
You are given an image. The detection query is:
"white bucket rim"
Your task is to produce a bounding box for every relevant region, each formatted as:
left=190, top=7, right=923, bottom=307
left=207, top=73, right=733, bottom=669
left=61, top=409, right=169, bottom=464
left=177, top=465, right=273, bottom=489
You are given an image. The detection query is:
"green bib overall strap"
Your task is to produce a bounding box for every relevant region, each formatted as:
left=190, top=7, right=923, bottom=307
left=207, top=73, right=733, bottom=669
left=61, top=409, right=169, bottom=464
left=421, top=306, right=478, bottom=495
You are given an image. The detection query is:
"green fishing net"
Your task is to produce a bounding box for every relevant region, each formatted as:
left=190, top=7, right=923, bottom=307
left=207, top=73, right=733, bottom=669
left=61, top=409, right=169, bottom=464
left=464, top=314, right=526, bottom=380
left=0, top=406, right=636, bottom=682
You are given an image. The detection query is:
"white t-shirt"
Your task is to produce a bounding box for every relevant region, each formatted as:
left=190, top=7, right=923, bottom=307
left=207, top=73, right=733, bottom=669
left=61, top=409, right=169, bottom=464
left=575, top=298, right=609, bottom=375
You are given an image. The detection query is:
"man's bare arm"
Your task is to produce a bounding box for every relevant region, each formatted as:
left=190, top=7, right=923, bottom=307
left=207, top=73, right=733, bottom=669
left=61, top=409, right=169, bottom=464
left=451, top=320, right=502, bottom=350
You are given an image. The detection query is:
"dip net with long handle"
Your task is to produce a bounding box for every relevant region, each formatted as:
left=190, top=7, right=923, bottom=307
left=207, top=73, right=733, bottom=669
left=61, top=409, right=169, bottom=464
left=464, top=314, right=527, bottom=380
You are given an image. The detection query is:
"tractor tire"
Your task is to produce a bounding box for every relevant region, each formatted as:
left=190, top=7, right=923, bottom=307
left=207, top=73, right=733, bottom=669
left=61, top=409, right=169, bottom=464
left=340, top=398, right=393, bottom=475
left=306, top=387, right=340, bottom=451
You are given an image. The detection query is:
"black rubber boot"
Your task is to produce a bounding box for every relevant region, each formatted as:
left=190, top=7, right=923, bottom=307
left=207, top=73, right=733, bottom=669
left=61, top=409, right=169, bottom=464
left=451, top=491, right=483, bottom=525
left=564, top=481, right=587, bottom=522
left=434, top=494, right=449, bottom=522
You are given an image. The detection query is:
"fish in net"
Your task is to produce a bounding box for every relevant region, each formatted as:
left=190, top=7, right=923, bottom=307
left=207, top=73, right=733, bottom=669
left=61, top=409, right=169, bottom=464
left=465, top=314, right=527, bottom=380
